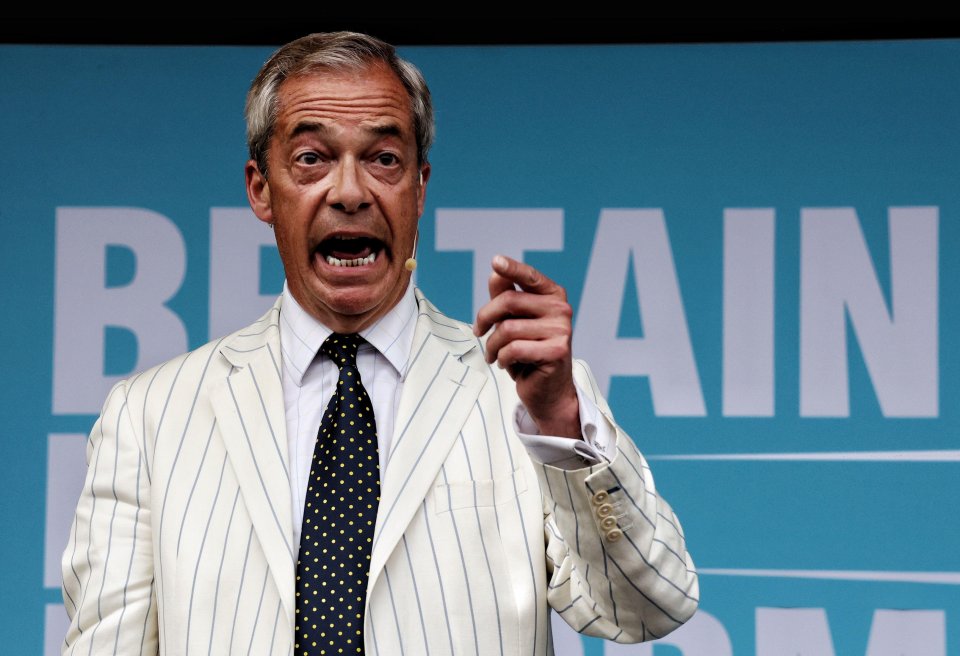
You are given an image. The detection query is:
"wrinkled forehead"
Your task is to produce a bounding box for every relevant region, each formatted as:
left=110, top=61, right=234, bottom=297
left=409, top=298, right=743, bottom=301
left=273, top=64, right=416, bottom=140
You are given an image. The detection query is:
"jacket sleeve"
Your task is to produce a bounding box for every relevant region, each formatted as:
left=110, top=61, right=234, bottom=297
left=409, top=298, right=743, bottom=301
left=61, top=379, right=159, bottom=655
left=538, top=359, right=699, bottom=643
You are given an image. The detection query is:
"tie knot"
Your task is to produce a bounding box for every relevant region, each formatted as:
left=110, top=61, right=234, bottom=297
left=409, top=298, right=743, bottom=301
left=320, top=333, right=363, bottom=369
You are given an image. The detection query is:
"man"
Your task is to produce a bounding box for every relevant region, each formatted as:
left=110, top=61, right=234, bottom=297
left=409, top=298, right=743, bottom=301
left=61, top=31, right=698, bottom=655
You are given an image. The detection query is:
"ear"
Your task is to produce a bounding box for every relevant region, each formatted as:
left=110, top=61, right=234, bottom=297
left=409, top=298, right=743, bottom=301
left=245, top=160, right=273, bottom=224
left=416, top=163, right=431, bottom=218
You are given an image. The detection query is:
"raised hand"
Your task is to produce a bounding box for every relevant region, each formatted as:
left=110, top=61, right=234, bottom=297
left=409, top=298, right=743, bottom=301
left=473, top=255, right=581, bottom=438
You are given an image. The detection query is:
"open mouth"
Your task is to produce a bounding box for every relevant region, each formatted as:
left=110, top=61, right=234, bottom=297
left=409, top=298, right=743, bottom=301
left=318, top=235, right=384, bottom=267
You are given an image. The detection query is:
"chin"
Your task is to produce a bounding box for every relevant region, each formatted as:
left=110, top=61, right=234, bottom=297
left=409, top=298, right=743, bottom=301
left=317, top=283, right=398, bottom=325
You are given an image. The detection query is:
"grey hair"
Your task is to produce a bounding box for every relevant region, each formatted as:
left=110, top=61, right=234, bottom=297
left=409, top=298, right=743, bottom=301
left=245, top=31, right=434, bottom=179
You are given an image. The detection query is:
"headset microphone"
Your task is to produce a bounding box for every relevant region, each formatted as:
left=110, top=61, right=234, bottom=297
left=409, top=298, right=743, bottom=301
left=404, top=230, right=419, bottom=272
left=405, top=172, right=424, bottom=272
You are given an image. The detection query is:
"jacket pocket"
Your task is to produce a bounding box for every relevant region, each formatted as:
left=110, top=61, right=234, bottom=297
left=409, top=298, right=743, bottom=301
left=433, top=466, right=528, bottom=513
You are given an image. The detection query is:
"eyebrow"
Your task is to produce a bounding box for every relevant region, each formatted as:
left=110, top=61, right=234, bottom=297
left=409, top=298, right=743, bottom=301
left=369, top=123, right=403, bottom=139
left=289, top=121, right=326, bottom=139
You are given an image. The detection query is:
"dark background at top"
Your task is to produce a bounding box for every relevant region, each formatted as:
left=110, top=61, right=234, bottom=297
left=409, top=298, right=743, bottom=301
left=2, top=19, right=959, bottom=46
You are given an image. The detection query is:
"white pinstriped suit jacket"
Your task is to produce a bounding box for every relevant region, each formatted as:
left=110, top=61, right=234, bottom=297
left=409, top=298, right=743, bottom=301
left=62, top=288, right=699, bottom=655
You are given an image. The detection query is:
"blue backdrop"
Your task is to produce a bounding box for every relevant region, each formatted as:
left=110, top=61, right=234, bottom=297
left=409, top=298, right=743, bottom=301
left=1, top=37, right=957, bottom=654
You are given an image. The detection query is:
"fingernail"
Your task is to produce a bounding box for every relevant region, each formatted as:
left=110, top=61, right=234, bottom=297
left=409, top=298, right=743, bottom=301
left=493, top=255, right=507, bottom=268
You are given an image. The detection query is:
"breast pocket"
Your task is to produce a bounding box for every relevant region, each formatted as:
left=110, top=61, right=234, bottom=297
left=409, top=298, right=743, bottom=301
left=433, top=466, right=528, bottom=514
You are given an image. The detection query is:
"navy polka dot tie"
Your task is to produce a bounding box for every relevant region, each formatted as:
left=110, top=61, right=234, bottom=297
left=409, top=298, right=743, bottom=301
left=295, top=333, right=380, bottom=656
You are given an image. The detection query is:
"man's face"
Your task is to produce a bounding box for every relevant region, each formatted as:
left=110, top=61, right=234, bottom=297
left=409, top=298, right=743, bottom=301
left=246, top=63, right=429, bottom=332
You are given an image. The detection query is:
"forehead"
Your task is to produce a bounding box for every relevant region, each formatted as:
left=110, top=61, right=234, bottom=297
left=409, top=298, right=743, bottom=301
left=273, top=64, right=415, bottom=140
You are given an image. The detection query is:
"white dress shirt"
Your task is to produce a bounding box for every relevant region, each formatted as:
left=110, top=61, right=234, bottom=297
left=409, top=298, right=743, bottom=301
left=278, top=282, right=612, bottom=546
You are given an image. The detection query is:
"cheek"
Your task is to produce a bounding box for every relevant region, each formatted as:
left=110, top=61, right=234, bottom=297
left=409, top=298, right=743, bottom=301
left=396, top=195, right=422, bottom=233
left=273, top=222, right=308, bottom=266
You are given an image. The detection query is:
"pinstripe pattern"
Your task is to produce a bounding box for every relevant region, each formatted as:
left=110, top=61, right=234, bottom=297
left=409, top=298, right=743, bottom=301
left=62, top=290, right=698, bottom=655
left=455, top=427, right=506, bottom=656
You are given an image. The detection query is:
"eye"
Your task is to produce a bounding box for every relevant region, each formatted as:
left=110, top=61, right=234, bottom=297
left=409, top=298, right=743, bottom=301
left=373, top=152, right=400, bottom=167
left=296, top=151, right=323, bottom=166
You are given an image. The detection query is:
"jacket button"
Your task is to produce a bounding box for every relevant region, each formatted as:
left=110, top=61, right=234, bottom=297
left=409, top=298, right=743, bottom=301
left=596, top=503, right=614, bottom=518
left=605, top=529, right=623, bottom=542
left=600, top=516, right=617, bottom=530
left=591, top=490, right=609, bottom=505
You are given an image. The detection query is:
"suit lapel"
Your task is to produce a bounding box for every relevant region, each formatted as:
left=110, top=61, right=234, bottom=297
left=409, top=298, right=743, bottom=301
left=367, top=291, right=487, bottom=592
left=209, top=300, right=296, bottom=627
left=205, top=292, right=490, bottom=626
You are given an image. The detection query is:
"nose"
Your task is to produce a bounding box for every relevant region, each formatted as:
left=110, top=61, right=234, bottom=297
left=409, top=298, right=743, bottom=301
left=327, top=157, right=371, bottom=213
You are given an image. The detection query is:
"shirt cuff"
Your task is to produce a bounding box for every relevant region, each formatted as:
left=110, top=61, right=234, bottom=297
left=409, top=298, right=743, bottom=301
left=514, top=383, right=616, bottom=468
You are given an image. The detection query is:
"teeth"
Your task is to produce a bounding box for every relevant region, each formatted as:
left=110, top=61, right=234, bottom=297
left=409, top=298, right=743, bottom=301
left=326, top=252, right=377, bottom=267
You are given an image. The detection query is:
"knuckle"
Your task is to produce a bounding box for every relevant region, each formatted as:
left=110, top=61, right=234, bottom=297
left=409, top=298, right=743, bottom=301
left=497, top=319, right=516, bottom=339
left=503, top=290, right=522, bottom=309
left=545, top=296, right=572, bottom=319
left=545, top=339, right=565, bottom=359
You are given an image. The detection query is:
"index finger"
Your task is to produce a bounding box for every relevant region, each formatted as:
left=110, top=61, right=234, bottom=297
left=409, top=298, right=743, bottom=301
left=488, top=267, right=516, bottom=302
left=490, top=255, right=562, bottom=296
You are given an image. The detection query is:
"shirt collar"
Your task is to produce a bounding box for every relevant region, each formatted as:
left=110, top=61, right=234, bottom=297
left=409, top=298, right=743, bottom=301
left=278, top=281, right=418, bottom=387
